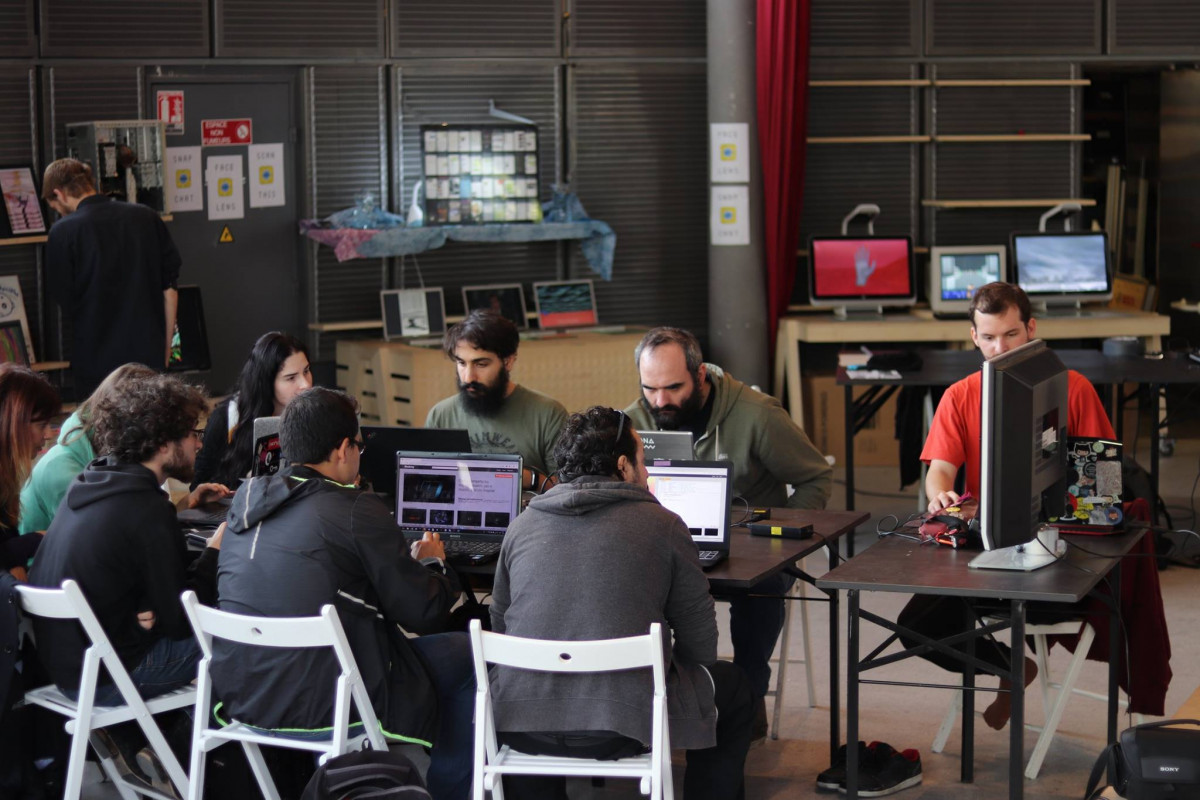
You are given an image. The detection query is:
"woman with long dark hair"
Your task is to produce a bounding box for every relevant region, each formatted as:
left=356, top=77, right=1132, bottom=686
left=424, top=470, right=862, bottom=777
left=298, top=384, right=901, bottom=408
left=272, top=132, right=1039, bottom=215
left=0, top=363, right=61, bottom=575
left=192, top=331, right=312, bottom=489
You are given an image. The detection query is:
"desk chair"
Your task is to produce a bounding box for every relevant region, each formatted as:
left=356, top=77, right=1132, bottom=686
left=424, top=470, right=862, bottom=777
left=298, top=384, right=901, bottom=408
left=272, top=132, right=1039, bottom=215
left=16, top=579, right=194, bottom=800
left=180, top=591, right=388, bottom=800
left=468, top=619, right=672, bottom=800
left=931, top=618, right=1140, bottom=779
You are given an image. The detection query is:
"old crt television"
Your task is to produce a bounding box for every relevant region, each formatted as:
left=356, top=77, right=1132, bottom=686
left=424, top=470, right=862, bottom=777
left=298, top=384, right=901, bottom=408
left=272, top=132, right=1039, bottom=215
left=928, top=245, right=1007, bottom=316
left=1010, top=231, right=1112, bottom=311
left=808, top=236, right=915, bottom=316
left=970, top=340, right=1070, bottom=572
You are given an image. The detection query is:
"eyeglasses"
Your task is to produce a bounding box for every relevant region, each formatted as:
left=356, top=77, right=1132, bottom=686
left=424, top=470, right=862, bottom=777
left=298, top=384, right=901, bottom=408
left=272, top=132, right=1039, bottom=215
left=192, top=428, right=205, bottom=440
left=351, top=438, right=365, bottom=455
left=611, top=410, right=627, bottom=456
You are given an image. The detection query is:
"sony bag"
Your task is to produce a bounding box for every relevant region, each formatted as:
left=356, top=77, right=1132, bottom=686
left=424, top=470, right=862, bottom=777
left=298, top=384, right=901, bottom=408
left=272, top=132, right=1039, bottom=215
left=1084, top=719, right=1200, bottom=800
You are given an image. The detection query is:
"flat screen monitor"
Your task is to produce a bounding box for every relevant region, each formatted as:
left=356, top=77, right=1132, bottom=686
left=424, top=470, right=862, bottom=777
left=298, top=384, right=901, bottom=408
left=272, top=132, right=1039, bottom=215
left=971, top=339, right=1069, bottom=571
left=1010, top=231, right=1112, bottom=310
left=167, top=285, right=211, bottom=373
left=381, top=288, right=447, bottom=341
left=394, top=452, right=522, bottom=543
left=462, top=283, right=528, bottom=330
left=808, top=236, right=916, bottom=316
left=928, top=245, right=1007, bottom=316
left=532, top=280, right=599, bottom=330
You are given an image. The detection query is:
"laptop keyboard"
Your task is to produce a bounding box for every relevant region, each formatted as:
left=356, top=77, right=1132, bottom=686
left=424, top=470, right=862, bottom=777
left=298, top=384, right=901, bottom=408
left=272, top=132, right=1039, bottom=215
left=443, top=540, right=502, bottom=557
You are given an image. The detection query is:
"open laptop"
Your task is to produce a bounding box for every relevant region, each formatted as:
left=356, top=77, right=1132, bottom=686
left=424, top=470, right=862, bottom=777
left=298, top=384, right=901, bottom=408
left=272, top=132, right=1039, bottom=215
left=645, top=460, right=734, bottom=569
left=638, top=430, right=694, bottom=461
left=360, top=426, right=471, bottom=497
left=395, top=452, right=522, bottom=564
left=380, top=287, right=447, bottom=345
left=529, top=279, right=626, bottom=337
left=462, top=283, right=528, bottom=330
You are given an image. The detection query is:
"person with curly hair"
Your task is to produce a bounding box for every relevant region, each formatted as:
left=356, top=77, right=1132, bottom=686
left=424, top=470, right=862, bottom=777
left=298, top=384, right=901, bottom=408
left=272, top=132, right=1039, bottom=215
left=490, top=406, right=754, bottom=800
left=0, top=364, right=60, bottom=577
left=191, top=331, right=312, bottom=490
left=30, top=372, right=221, bottom=705
left=19, top=364, right=231, bottom=536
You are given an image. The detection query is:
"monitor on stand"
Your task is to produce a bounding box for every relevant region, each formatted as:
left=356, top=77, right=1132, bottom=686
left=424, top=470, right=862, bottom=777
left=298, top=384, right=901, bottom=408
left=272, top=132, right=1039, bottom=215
left=1010, top=231, right=1112, bottom=315
left=808, top=236, right=916, bottom=319
left=970, top=339, right=1070, bottom=571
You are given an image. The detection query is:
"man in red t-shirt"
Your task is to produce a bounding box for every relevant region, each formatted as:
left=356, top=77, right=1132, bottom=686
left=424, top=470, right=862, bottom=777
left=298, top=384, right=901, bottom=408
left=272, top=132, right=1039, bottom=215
left=904, top=282, right=1116, bottom=730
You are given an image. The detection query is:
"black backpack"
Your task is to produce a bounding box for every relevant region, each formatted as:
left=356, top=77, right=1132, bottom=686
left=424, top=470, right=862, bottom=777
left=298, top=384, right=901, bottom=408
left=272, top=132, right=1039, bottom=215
left=301, top=749, right=431, bottom=800
left=1084, top=719, right=1200, bottom=800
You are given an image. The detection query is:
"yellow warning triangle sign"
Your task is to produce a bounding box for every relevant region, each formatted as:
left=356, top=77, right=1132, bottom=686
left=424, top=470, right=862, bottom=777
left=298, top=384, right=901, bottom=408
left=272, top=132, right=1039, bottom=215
left=218, top=226, right=234, bottom=243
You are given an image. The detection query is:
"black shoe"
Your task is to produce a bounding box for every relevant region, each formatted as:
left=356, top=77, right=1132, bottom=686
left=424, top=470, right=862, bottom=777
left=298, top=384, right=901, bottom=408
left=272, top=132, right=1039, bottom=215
left=815, top=740, right=869, bottom=792
left=750, top=696, right=768, bottom=747
left=841, top=745, right=922, bottom=797
left=91, top=730, right=157, bottom=794
left=136, top=748, right=183, bottom=800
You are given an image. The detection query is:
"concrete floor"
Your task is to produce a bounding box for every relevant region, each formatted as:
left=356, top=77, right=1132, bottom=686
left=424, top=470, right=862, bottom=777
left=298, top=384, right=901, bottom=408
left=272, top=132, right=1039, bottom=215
left=81, top=435, right=1200, bottom=799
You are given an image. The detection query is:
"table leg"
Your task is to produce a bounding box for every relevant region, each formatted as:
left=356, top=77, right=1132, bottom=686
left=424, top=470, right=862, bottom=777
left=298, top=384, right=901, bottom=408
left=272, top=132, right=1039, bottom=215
left=962, top=601, right=975, bottom=783
left=844, top=384, right=856, bottom=514
left=846, top=590, right=861, bottom=800
left=1108, top=556, right=1123, bottom=748
left=1150, top=383, right=1161, bottom=525
left=1009, top=599, right=1026, bottom=800
left=781, top=321, right=805, bottom=427
left=828, top=548, right=841, bottom=763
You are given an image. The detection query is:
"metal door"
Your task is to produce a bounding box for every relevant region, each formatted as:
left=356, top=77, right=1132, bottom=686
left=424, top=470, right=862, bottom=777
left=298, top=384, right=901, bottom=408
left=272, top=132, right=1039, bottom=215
left=146, top=73, right=301, bottom=392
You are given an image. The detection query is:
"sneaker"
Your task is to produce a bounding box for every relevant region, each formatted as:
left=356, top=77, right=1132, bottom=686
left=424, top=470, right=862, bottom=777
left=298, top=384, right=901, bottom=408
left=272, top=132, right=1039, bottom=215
left=815, top=740, right=869, bottom=791
left=136, top=748, right=183, bottom=800
left=91, top=730, right=157, bottom=794
left=750, top=696, right=768, bottom=747
left=841, top=746, right=922, bottom=797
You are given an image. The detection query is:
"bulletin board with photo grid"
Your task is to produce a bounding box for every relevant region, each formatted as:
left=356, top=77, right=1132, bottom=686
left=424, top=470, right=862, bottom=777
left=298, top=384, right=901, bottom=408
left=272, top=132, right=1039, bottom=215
left=420, top=124, right=540, bottom=225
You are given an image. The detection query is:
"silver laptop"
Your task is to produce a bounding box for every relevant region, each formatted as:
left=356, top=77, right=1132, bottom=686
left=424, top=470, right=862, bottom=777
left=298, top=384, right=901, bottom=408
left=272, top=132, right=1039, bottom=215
left=645, top=460, right=734, bottom=569
left=638, top=430, right=694, bottom=461
left=395, top=452, right=523, bottom=564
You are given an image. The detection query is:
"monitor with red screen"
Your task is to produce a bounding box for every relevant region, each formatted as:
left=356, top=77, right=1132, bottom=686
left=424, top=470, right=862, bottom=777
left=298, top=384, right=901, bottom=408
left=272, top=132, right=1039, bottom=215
left=807, top=236, right=916, bottom=312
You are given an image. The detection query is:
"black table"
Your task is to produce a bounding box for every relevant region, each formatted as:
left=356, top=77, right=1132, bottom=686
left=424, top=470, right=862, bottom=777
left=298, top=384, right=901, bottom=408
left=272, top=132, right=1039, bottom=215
left=816, top=528, right=1146, bottom=800
left=460, top=507, right=869, bottom=760
left=837, top=349, right=1200, bottom=522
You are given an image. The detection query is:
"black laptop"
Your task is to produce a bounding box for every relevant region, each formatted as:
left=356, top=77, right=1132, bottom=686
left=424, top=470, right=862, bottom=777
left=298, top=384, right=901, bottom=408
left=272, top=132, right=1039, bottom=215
left=359, top=426, right=471, bottom=497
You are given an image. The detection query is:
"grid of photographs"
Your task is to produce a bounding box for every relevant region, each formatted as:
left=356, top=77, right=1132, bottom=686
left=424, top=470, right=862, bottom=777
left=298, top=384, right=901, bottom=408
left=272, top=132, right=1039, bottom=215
left=420, top=124, right=540, bottom=225
left=1, top=166, right=47, bottom=237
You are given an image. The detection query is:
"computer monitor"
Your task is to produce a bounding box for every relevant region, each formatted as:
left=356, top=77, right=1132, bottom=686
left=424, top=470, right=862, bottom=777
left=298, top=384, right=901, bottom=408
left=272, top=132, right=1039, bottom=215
left=167, top=285, right=211, bottom=373
left=807, top=236, right=916, bottom=317
left=970, top=339, right=1070, bottom=571
left=394, top=452, right=522, bottom=543
left=1010, top=231, right=1112, bottom=312
left=462, top=283, right=528, bottom=330
left=380, top=288, right=447, bottom=341
left=928, top=245, right=1007, bottom=316
left=532, top=280, right=599, bottom=330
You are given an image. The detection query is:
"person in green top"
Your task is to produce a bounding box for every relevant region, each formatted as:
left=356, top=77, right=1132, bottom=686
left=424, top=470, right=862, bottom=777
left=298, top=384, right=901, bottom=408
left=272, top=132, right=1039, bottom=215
left=624, top=326, right=833, bottom=743
left=426, top=310, right=568, bottom=492
left=19, top=362, right=230, bottom=534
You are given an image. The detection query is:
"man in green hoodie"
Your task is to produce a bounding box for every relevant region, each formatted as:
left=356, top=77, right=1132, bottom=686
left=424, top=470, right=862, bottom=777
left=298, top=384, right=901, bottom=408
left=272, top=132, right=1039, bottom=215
left=625, top=327, right=833, bottom=741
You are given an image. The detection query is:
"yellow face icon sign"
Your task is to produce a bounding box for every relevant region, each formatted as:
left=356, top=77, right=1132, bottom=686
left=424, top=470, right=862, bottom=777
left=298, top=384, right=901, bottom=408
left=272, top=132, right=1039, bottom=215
left=720, top=207, right=737, bottom=224
left=175, top=169, right=191, bottom=188
left=720, top=144, right=737, bottom=161
left=259, top=166, right=273, bottom=185
left=217, top=178, right=233, bottom=197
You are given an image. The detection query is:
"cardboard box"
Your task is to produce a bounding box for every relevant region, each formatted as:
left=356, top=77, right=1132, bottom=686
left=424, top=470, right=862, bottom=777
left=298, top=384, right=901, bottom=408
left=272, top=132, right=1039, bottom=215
left=803, top=374, right=900, bottom=467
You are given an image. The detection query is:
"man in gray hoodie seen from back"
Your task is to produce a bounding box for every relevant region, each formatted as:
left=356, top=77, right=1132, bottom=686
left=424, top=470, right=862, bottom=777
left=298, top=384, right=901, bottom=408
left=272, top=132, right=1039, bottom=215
left=490, top=406, right=754, bottom=800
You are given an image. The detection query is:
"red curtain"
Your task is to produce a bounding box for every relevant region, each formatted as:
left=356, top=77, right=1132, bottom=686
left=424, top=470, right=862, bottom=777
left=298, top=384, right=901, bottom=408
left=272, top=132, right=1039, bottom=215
left=756, top=0, right=811, bottom=352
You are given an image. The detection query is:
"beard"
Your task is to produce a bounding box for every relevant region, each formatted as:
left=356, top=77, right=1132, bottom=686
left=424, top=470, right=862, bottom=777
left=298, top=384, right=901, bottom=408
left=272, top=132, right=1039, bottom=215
left=649, top=378, right=704, bottom=431
left=163, top=441, right=196, bottom=484
left=459, top=367, right=510, bottom=417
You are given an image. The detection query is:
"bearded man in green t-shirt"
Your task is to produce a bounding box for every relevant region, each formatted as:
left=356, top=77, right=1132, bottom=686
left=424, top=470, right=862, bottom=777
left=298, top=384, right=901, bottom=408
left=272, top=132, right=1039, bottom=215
left=426, top=310, right=568, bottom=492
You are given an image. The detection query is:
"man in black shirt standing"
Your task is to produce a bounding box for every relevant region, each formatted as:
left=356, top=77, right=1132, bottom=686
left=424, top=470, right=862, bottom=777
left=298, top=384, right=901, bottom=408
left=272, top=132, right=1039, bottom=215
left=42, top=158, right=180, bottom=397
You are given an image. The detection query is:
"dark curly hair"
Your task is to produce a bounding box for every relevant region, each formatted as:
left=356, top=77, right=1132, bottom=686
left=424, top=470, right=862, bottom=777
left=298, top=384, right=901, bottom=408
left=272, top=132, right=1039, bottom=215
left=92, top=374, right=207, bottom=464
left=442, top=309, right=519, bottom=361
left=553, top=406, right=638, bottom=483
left=280, top=387, right=359, bottom=466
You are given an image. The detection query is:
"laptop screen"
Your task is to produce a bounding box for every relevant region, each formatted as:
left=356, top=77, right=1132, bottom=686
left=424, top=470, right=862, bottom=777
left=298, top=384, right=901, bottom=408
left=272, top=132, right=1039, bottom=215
left=380, top=287, right=447, bottom=341
left=395, top=452, right=522, bottom=540
left=532, top=280, right=599, bottom=329
left=645, top=460, right=733, bottom=551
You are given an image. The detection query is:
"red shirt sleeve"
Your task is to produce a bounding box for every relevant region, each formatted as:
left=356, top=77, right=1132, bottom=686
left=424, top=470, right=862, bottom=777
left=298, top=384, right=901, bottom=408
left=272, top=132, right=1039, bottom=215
left=1066, top=370, right=1116, bottom=440
left=920, top=375, right=974, bottom=469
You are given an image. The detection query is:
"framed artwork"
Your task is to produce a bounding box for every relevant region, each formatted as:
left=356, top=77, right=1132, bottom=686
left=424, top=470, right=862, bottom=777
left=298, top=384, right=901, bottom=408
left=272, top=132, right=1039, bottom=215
left=0, top=321, right=30, bottom=366
left=0, top=166, right=47, bottom=237
left=0, top=276, right=34, bottom=363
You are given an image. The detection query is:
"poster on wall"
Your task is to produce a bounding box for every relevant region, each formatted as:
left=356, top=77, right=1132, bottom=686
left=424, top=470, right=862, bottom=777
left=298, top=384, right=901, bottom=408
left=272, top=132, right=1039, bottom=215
left=0, top=275, right=35, bottom=363
left=710, top=185, right=750, bottom=246
left=1, top=166, right=46, bottom=236
left=205, top=155, right=245, bottom=221
left=166, top=147, right=203, bottom=212
left=248, top=144, right=285, bottom=208
left=710, top=123, right=750, bottom=184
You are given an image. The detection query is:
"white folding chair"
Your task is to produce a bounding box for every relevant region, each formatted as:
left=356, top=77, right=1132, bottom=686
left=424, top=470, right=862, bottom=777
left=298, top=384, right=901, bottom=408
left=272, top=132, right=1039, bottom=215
left=180, top=591, right=388, bottom=800
left=767, top=557, right=819, bottom=739
left=468, top=619, right=673, bottom=800
left=16, top=579, right=194, bottom=800
left=931, top=618, right=1142, bottom=779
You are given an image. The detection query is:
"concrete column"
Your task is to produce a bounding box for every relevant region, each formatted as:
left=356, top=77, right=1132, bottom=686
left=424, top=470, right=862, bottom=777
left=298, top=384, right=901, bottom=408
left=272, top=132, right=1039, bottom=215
left=707, top=0, right=768, bottom=388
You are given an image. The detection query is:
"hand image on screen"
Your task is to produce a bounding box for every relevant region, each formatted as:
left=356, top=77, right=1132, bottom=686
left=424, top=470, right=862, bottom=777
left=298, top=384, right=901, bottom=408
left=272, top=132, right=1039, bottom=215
left=854, top=245, right=877, bottom=287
